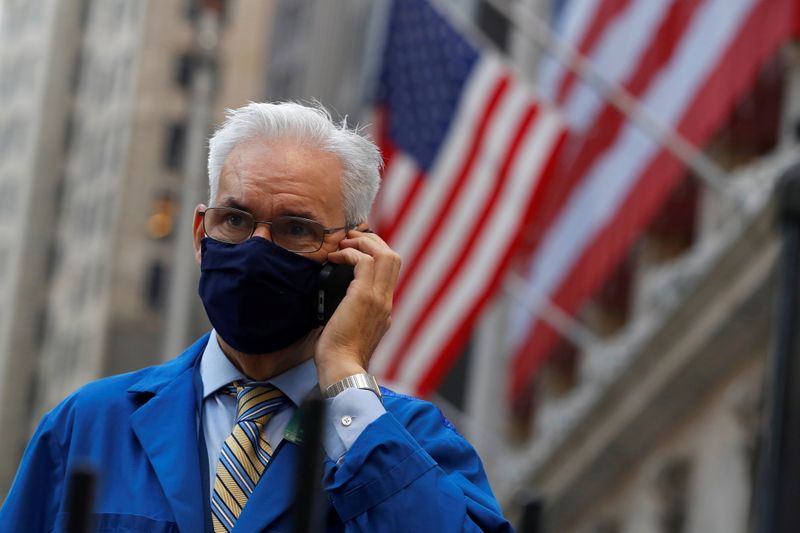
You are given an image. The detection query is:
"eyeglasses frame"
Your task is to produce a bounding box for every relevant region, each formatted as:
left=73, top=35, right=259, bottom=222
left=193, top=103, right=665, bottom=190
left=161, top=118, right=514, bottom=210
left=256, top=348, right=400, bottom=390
left=199, top=206, right=351, bottom=253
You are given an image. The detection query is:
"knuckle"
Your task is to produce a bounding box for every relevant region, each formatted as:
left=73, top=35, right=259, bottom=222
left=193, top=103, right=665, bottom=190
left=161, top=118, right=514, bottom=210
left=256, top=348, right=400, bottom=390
left=369, top=291, right=384, bottom=307
left=355, top=287, right=373, bottom=305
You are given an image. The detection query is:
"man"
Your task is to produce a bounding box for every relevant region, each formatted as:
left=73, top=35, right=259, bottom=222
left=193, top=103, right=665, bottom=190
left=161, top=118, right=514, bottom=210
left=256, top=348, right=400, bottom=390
left=1, top=102, right=511, bottom=532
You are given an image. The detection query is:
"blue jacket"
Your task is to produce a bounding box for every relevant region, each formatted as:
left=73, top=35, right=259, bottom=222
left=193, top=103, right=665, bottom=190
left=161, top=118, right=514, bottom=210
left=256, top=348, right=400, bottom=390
left=0, top=334, right=512, bottom=532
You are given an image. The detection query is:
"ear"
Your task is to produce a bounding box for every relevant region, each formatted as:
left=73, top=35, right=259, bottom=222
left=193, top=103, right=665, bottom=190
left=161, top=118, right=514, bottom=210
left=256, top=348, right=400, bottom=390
left=192, top=204, right=207, bottom=265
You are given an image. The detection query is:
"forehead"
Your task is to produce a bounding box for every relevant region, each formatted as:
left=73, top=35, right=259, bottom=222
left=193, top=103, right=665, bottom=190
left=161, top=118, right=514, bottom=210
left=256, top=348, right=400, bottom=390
left=216, top=137, right=345, bottom=222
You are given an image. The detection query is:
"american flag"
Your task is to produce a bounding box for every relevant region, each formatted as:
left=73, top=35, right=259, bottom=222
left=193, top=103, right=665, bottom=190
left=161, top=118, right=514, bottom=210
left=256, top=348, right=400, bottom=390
left=368, top=0, right=566, bottom=397
left=507, top=0, right=797, bottom=401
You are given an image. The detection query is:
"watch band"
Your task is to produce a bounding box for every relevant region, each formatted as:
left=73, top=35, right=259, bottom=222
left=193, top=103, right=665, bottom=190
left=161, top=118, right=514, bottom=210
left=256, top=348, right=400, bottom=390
left=324, top=373, right=382, bottom=401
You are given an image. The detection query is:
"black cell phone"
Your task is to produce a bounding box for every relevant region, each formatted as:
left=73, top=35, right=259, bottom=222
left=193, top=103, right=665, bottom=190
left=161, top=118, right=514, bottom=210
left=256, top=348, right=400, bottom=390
left=316, top=263, right=355, bottom=325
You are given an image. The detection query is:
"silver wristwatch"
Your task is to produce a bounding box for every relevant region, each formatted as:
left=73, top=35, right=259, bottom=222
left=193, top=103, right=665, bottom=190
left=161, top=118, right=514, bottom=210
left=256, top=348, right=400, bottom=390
left=323, top=373, right=382, bottom=401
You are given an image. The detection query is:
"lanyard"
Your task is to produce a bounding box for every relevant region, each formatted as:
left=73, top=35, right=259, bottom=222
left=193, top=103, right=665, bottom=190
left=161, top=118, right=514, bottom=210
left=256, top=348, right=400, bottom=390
left=192, top=356, right=213, bottom=533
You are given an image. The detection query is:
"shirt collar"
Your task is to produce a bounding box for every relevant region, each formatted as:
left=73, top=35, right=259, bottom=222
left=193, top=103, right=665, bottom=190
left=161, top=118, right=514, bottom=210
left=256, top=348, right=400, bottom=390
left=199, top=330, right=318, bottom=407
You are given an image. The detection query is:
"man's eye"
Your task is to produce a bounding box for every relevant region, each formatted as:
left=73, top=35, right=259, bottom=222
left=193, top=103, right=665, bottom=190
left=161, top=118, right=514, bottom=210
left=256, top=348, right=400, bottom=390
left=224, top=215, right=245, bottom=227
left=287, top=222, right=312, bottom=236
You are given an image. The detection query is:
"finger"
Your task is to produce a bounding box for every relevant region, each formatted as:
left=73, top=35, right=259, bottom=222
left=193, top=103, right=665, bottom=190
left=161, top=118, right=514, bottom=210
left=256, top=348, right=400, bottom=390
left=326, top=247, right=375, bottom=283
left=390, top=250, right=402, bottom=289
left=345, top=229, right=389, bottom=247
left=326, top=246, right=366, bottom=265
left=337, top=236, right=400, bottom=297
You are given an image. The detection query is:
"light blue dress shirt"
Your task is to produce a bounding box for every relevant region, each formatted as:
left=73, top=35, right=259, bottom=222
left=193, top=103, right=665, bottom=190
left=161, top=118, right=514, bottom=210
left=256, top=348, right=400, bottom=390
left=200, top=331, right=386, bottom=496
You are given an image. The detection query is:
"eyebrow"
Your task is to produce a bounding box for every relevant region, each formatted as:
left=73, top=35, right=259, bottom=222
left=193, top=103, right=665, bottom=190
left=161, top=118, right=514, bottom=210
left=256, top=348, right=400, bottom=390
left=279, top=209, right=320, bottom=221
left=218, top=197, right=249, bottom=212
left=218, top=197, right=322, bottom=223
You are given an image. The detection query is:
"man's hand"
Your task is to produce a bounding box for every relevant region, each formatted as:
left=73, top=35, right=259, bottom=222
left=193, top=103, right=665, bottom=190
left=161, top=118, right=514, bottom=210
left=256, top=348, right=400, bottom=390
left=315, top=230, right=401, bottom=390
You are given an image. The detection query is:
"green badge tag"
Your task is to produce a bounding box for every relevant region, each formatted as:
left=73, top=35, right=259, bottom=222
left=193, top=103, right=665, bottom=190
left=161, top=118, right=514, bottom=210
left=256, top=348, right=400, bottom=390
left=283, top=407, right=306, bottom=444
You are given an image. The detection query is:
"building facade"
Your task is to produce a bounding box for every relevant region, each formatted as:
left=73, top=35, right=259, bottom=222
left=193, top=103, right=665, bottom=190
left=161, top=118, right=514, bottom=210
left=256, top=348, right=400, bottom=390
left=484, top=32, right=798, bottom=533
left=0, top=0, right=85, bottom=494
left=1, top=2, right=792, bottom=531
left=0, top=0, right=278, bottom=497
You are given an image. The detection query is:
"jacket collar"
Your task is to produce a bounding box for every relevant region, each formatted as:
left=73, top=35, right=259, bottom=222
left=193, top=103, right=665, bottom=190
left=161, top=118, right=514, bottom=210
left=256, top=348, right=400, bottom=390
left=127, top=333, right=210, bottom=395
left=126, top=332, right=324, bottom=532
left=128, top=333, right=210, bottom=533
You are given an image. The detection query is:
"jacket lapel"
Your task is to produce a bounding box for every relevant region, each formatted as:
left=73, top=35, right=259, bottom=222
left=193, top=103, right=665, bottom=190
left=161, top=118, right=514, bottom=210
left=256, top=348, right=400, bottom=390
left=128, top=334, right=209, bottom=533
left=233, top=440, right=303, bottom=532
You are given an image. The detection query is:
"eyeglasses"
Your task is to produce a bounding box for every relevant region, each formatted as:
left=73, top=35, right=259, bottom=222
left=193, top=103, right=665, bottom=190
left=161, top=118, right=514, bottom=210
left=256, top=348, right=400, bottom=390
left=201, top=206, right=349, bottom=253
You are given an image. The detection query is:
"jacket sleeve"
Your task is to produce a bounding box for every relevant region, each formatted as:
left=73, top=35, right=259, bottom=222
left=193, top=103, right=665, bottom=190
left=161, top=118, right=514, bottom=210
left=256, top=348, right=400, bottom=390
left=0, top=411, right=66, bottom=533
left=323, top=399, right=512, bottom=532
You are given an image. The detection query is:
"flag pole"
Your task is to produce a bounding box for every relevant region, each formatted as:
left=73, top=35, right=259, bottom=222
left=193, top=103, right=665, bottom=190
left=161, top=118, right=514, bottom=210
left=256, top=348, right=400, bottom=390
left=504, top=273, right=600, bottom=352
left=433, top=0, right=739, bottom=210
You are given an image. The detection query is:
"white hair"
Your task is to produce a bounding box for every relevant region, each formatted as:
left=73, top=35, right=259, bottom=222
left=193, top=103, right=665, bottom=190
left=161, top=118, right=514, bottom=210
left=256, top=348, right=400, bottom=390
left=207, top=101, right=382, bottom=226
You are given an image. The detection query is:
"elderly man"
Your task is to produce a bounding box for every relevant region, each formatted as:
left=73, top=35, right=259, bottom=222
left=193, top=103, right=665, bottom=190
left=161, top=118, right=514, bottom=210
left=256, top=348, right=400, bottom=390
left=1, top=102, right=511, bottom=532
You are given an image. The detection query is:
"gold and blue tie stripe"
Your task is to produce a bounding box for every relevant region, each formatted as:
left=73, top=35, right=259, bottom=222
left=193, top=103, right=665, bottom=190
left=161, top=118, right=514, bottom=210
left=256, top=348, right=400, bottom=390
left=211, top=381, right=287, bottom=532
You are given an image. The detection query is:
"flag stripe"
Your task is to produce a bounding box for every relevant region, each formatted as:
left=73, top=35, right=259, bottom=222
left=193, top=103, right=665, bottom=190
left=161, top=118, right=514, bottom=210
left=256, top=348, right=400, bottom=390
left=393, top=73, right=512, bottom=302
left=554, top=0, right=630, bottom=105
left=372, top=62, right=522, bottom=375
left=388, top=56, right=507, bottom=263
left=539, top=0, right=603, bottom=102
left=388, top=100, right=541, bottom=378
left=398, top=111, right=565, bottom=386
left=380, top=169, right=426, bottom=244
left=519, top=0, right=704, bottom=274
left=370, top=0, right=567, bottom=395
left=510, top=0, right=792, bottom=399
left=510, top=0, right=758, bottom=349
left=373, top=154, right=419, bottom=235
left=392, top=61, right=510, bottom=283
left=419, top=129, right=568, bottom=395
left=377, top=77, right=529, bottom=375
left=562, top=0, right=675, bottom=131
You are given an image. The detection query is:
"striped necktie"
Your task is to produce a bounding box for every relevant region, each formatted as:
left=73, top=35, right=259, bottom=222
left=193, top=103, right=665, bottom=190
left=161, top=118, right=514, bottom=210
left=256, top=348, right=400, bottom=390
left=211, top=381, right=288, bottom=532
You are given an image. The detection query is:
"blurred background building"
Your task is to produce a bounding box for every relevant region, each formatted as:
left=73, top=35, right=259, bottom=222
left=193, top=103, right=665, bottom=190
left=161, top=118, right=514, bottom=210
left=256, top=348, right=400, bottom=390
left=1, top=1, right=798, bottom=532
left=0, top=0, right=281, bottom=495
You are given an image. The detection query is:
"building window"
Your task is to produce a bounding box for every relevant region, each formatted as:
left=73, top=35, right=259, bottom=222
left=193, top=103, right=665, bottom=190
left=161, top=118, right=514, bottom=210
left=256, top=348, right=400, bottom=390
left=145, top=260, right=165, bottom=310
left=583, top=258, right=633, bottom=338
left=164, top=122, right=186, bottom=171
left=184, top=0, right=229, bottom=26
left=477, top=0, right=510, bottom=51
left=175, top=52, right=194, bottom=90
left=644, top=178, right=698, bottom=264
left=538, top=339, right=579, bottom=400
left=705, top=56, right=784, bottom=170
left=510, top=382, right=537, bottom=444
left=79, top=0, right=93, bottom=28
left=63, top=115, right=76, bottom=153
left=656, top=458, right=692, bottom=533
left=44, top=238, right=60, bottom=282
left=437, top=342, right=474, bottom=410
left=34, top=310, right=48, bottom=349
left=147, top=194, right=177, bottom=240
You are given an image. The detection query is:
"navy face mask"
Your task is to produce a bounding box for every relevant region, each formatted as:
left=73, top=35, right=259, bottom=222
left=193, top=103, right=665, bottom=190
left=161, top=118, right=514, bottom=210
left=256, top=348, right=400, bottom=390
left=198, top=237, right=323, bottom=354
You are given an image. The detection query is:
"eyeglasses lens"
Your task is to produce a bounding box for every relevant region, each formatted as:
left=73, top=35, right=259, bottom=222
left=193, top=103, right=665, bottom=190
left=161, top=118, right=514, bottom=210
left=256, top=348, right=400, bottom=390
left=272, top=216, right=324, bottom=253
left=205, top=208, right=254, bottom=244
left=205, top=208, right=324, bottom=252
